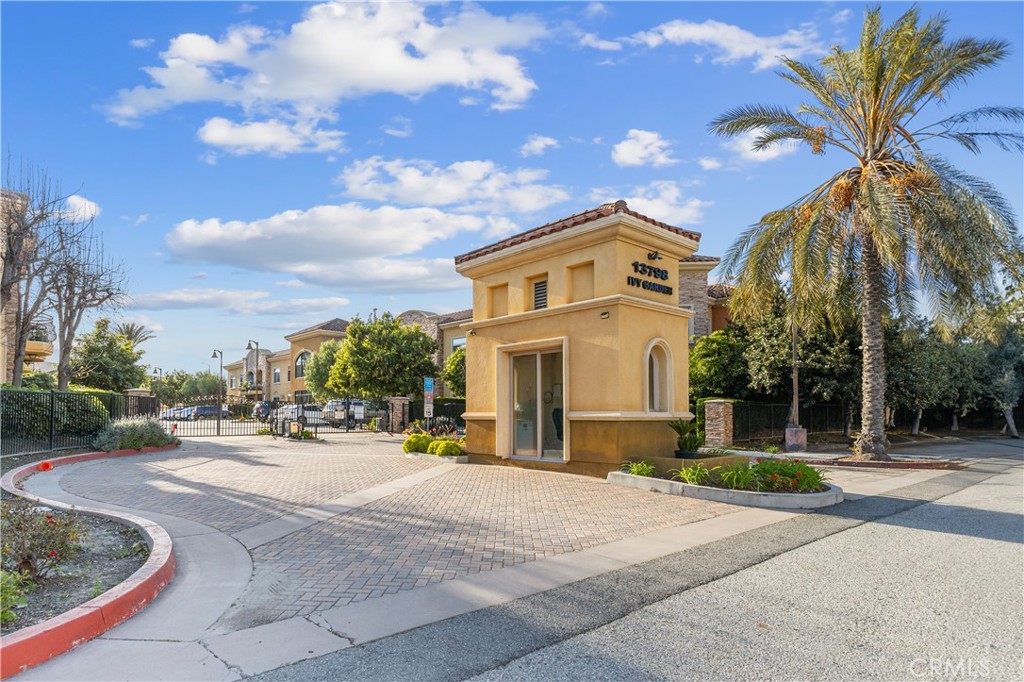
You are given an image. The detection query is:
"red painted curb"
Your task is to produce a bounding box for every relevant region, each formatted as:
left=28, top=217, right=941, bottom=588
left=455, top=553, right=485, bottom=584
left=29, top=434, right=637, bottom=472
left=0, top=446, right=179, bottom=678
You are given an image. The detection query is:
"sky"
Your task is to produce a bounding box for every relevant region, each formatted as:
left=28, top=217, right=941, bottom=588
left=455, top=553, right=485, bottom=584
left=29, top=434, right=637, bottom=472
left=3, top=1, right=1022, bottom=375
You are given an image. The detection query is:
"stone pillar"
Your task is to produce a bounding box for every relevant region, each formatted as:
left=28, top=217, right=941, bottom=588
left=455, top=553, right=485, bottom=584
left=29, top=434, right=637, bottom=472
left=387, top=396, right=410, bottom=434
left=704, top=400, right=733, bottom=447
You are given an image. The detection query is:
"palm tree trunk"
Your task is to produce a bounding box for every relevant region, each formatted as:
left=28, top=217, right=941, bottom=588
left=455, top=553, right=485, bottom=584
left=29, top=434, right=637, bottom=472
left=854, top=232, right=891, bottom=460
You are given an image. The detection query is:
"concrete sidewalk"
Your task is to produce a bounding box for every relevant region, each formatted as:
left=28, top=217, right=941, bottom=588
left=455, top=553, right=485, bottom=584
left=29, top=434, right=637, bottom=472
left=11, top=437, right=1013, bottom=681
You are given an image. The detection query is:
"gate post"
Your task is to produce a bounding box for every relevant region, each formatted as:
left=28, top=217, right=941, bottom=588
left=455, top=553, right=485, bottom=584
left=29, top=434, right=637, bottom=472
left=704, top=399, right=734, bottom=448
left=386, top=397, right=410, bottom=434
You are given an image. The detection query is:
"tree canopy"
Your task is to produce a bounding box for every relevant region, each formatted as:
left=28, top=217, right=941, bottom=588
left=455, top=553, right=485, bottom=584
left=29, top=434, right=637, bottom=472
left=441, top=346, right=466, bottom=398
left=70, top=318, right=146, bottom=392
left=304, top=339, right=344, bottom=402
left=711, top=5, right=1024, bottom=459
left=327, top=312, right=439, bottom=402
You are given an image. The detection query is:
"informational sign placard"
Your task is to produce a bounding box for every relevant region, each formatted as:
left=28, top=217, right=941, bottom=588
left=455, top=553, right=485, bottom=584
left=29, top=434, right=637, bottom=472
left=424, top=377, right=435, bottom=406
left=424, top=404, right=434, bottom=418
left=353, top=404, right=365, bottom=420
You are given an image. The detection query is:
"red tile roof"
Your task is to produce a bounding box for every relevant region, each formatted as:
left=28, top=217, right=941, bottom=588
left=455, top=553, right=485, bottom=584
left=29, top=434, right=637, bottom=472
left=435, top=308, right=473, bottom=325
left=681, top=254, right=720, bottom=263
left=707, top=283, right=735, bottom=299
left=454, top=201, right=702, bottom=266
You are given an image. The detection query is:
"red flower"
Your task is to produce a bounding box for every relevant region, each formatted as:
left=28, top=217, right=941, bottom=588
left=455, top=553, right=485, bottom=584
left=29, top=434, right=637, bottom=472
left=794, top=459, right=800, bottom=463
left=771, top=474, right=779, bottom=480
left=797, top=472, right=802, bottom=478
left=793, top=479, right=799, bottom=485
left=756, top=458, right=762, bottom=463
left=39, top=461, right=53, bottom=471
left=45, top=514, right=53, bottom=520
left=49, top=550, right=57, bottom=558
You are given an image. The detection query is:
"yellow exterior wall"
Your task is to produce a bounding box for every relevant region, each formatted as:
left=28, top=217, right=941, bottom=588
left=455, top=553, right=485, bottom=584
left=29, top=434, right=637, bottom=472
left=458, top=212, right=699, bottom=478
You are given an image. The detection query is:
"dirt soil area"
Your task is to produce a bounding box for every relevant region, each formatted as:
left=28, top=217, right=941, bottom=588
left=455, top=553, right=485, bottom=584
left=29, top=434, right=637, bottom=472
left=1, top=509, right=149, bottom=634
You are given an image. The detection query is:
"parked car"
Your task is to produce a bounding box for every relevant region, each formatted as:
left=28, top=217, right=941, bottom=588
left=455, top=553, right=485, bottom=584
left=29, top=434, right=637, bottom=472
left=252, top=401, right=272, bottom=422
left=176, top=406, right=197, bottom=421
left=193, top=405, right=230, bottom=419
left=323, top=399, right=385, bottom=428
left=273, top=403, right=328, bottom=427
left=159, top=407, right=181, bottom=421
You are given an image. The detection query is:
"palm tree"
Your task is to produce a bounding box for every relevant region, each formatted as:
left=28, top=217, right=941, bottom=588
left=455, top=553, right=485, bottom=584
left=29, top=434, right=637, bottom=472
left=711, top=6, right=1023, bottom=460
left=114, top=321, right=156, bottom=349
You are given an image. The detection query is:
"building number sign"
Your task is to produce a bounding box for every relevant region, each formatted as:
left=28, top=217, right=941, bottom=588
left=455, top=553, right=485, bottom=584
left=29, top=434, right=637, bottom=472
left=626, top=261, right=673, bottom=295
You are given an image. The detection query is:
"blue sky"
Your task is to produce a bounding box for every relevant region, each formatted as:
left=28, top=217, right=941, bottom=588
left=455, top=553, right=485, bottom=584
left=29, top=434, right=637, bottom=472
left=3, top=1, right=1022, bottom=374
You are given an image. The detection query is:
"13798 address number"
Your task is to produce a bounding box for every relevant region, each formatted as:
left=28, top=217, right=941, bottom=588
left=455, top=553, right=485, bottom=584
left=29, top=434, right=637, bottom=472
left=631, top=261, right=669, bottom=280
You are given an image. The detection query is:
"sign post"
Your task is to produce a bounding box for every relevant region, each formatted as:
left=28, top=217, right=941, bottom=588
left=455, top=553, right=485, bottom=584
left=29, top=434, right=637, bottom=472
left=423, top=377, right=434, bottom=429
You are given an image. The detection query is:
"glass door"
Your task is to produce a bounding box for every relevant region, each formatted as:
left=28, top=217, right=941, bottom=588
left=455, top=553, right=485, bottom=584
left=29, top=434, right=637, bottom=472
left=511, top=350, right=564, bottom=459
left=512, top=354, right=537, bottom=456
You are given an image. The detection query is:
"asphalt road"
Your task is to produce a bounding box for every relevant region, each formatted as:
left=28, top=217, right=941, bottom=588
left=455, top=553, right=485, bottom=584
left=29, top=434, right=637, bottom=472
left=250, top=439, right=1023, bottom=682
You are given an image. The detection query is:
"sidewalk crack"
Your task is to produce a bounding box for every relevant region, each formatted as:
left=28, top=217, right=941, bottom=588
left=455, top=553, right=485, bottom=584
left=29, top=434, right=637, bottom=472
left=305, top=613, right=355, bottom=646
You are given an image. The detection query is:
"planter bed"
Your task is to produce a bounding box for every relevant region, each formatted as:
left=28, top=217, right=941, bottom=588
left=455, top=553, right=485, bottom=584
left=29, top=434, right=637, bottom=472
left=404, top=453, right=469, bottom=464
left=607, top=471, right=844, bottom=510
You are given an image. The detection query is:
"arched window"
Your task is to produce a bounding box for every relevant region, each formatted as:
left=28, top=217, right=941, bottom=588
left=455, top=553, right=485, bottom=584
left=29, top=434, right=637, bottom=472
left=246, top=371, right=255, bottom=384
left=295, top=351, right=311, bottom=378
left=645, top=340, right=672, bottom=413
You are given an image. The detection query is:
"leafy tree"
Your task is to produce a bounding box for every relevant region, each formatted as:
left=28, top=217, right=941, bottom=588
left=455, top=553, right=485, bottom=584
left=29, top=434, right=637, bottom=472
left=304, top=339, right=344, bottom=402
left=689, top=328, right=754, bottom=402
left=327, top=312, right=438, bottom=402
left=977, top=287, right=1024, bottom=437
left=441, top=346, right=466, bottom=398
left=884, top=319, right=950, bottom=434
left=70, top=318, right=146, bottom=392
left=151, top=369, right=190, bottom=406
left=180, top=371, right=224, bottom=401
left=711, top=6, right=1024, bottom=459
left=935, top=340, right=987, bottom=431
left=113, top=322, right=155, bottom=349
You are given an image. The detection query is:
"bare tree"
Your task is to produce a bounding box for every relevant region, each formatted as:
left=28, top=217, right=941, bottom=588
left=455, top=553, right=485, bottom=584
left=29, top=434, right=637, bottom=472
left=49, top=235, right=127, bottom=390
left=2, top=159, right=92, bottom=386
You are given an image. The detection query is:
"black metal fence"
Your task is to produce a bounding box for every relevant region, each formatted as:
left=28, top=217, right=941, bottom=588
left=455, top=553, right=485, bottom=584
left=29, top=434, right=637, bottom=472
left=1, top=389, right=160, bottom=457
left=731, top=402, right=848, bottom=442
left=166, top=396, right=392, bottom=438
left=409, top=399, right=465, bottom=432
left=730, top=400, right=1022, bottom=442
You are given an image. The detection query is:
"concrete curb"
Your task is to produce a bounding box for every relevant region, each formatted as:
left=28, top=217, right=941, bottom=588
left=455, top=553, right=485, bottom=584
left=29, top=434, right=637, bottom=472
left=0, top=445, right=179, bottom=679
left=404, top=452, right=469, bottom=463
left=607, top=471, right=844, bottom=509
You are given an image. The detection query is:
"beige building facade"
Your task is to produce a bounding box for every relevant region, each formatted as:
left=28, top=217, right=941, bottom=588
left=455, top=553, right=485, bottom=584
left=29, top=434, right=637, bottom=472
left=454, top=200, right=705, bottom=477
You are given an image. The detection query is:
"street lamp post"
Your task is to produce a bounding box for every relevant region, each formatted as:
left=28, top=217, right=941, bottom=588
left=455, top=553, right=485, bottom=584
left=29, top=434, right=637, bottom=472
left=211, top=350, right=223, bottom=436
left=152, top=367, right=162, bottom=404
left=246, top=340, right=261, bottom=401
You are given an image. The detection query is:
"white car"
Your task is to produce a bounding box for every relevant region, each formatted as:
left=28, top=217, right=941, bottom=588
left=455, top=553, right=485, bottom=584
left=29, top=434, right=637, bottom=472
left=273, top=404, right=328, bottom=426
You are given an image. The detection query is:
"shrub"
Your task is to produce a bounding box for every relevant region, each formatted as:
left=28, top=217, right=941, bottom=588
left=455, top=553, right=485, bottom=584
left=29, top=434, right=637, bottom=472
left=750, top=457, right=827, bottom=492
left=256, top=428, right=274, bottom=435
left=670, top=462, right=716, bottom=485
left=718, top=461, right=759, bottom=490
left=93, top=416, right=179, bottom=452
left=0, top=569, right=34, bottom=624
left=1, top=500, right=87, bottom=582
left=433, top=440, right=463, bottom=457
left=426, top=439, right=441, bottom=455
left=667, top=418, right=704, bottom=452
left=403, top=433, right=434, bottom=453
left=22, top=371, right=57, bottom=391
left=620, top=460, right=657, bottom=477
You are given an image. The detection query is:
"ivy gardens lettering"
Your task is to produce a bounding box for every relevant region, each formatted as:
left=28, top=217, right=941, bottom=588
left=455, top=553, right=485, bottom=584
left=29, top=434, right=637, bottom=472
left=626, top=261, right=673, bottom=295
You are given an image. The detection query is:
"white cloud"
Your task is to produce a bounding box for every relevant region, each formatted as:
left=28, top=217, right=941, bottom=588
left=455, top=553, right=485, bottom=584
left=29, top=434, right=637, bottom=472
left=592, top=181, right=711, bottom=225
left=519, top=134, right=559, bottom=157
left=275, top=279, right=310, bottom=288
left=129, top=38, right=154, bottom=49
left=723, top=128, right=799, bottom=163
left=106, top=2, right=546, bottom=150
left=583, top=3, right=608, bottom=19
left=339, top=157, right=569, bottom=214
left=116, top=314, right=165, bottom=333
left=580, top=33, right=621, bottom=51
left=190, top=271, right=208, bottom=280
left=611, top=129, right=677, bottom=167
left=164, top=202, right=492, bottom=291
left=127, top=288, right=350, bottom=316
left=66, top=195, right=101, bottom=221
left=628, top=19, right=824, bottom=71
left=135, top=213, right=149, bottom=226
left=200, top=152, right=218, bottom=166
left=698, top=157, right=723, bottom=170
left=831, top=9, right=853, bottom=25
left=382, top=116, right=413, bottom=138
left=197, top=117, right=344, bottom=155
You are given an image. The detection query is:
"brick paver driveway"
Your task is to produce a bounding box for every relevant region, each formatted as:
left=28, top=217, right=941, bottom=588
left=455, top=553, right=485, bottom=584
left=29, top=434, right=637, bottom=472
left=59, top=435, right=739, bottom=633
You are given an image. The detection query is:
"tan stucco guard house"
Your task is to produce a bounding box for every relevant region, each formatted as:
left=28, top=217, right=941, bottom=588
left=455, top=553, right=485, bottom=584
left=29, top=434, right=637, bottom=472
left=454, top=200, right=705, bottom=478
